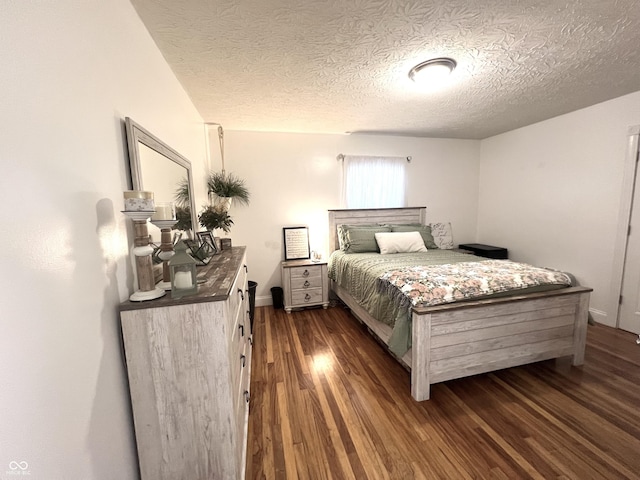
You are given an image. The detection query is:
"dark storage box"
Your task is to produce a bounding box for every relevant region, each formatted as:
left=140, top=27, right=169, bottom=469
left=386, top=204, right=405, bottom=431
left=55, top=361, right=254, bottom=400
left=458, top=243, right=508, bottom=259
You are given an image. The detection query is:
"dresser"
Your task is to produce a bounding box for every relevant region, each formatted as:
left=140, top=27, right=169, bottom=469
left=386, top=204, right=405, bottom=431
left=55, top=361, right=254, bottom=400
left=281, top=259, right=329, bottom=313
left=119, top=247, right=251, bottom=480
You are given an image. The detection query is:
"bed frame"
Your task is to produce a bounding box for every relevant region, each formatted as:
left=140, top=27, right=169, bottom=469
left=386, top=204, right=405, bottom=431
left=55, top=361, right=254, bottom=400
left=328, top=207, right=592, bottom=401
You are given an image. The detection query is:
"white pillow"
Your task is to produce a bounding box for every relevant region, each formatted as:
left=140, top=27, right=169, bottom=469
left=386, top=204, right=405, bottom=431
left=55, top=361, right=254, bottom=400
left=374, top=231, right=428, bottom=254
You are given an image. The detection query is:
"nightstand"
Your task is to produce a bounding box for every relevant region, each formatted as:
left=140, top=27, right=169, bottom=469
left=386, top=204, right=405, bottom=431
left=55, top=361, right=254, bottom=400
left=457, top=243, right=509, bottom=259
left=281, top=259, right=329, bottom=313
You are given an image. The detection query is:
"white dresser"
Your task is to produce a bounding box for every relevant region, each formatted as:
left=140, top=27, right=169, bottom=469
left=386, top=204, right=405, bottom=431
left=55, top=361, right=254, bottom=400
left=119, top=247, right=252, bottom=480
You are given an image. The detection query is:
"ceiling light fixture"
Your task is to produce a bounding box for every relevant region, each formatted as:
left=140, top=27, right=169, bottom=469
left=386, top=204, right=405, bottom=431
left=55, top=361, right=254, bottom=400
left=409, top=57, right=457, bottom=86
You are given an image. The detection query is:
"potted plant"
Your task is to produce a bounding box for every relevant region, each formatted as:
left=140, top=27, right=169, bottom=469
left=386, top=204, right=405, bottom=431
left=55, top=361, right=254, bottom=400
left=207, top=171, right=250, bottom=212
left=198, top=206, right=234, bottom=233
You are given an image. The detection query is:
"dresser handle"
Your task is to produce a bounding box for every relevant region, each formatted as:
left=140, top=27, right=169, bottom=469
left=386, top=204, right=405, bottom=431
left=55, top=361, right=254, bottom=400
left=241, top=354, right=246, bottom=367
left=238, top=288, right=244, bottom=300
left=239, top=324, right=244, bottom=337
left=303, top=280, right=310, bottom=288
left=244, top=264, right=248, bottom=273
left=249, top=336, right=253, bottom=346
left=304, top=293, right=311, bottom=302
left=303, top=269, right=309, bottom=277
left=244, top=390, right=250, bottom=403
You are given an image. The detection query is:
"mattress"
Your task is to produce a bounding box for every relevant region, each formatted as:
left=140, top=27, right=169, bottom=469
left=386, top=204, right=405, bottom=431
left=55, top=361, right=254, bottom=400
left=328, top=250, right=570, bottom=356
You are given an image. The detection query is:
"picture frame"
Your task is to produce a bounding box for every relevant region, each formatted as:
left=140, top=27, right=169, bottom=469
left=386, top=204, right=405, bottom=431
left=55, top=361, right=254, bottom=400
left=283, top=226, right=310, bottom=260
left=197, top=230, right=217, bottom=251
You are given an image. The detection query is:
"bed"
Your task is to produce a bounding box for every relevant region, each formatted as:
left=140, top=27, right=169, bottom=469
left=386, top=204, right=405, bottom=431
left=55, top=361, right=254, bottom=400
left=328, top=207, right=592, bottom=401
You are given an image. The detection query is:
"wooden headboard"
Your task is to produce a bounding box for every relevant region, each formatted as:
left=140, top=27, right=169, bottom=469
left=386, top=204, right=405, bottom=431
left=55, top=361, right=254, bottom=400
left=327, top=207, right=427, bottom=252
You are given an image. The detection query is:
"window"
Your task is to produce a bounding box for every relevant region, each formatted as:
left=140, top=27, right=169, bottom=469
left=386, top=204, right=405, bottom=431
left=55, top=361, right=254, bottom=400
left=342, top=155, right=407, bottom=208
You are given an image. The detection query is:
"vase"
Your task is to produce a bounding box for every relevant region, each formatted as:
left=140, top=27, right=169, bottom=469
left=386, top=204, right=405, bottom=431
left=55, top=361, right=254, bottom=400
left=209, top=194, right=232, bottom=212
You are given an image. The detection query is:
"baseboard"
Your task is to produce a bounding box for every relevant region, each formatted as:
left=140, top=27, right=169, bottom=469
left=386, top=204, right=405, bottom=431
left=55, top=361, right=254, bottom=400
left=589, top=308, right=611, bottom=327
left=256, top=295, right=272, bottom=307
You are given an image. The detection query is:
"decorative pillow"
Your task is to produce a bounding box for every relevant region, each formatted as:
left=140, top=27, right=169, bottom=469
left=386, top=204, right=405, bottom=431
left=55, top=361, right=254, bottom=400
left=390, top=224, right=439, bottom=249
left=337, top=224, right=380, bottom=250
left=429, top=222, right=454, bottom=249
left=374, top=231, right=428, bottom=254
left=338, top=225, right=390, bottom=253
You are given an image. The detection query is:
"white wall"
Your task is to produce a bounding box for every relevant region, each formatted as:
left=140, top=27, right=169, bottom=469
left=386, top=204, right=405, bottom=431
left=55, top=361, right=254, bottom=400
left=0, top=2, right=205, bottom=479
left=478, top=90, right=640, bottom=326
left=210, top=131, right=480, bottom=304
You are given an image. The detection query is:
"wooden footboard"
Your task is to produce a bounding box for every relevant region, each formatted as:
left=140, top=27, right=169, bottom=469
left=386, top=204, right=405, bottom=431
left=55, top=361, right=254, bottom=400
left=410, top=286, right=591, bottom=401
left=331, top=281, right=591, bottom=402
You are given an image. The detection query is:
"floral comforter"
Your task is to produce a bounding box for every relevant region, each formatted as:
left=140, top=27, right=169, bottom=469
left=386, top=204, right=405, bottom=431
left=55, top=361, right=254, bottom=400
left=328, top=250, right=573, bottom=357
left=377, top=260, right=572, bottom=308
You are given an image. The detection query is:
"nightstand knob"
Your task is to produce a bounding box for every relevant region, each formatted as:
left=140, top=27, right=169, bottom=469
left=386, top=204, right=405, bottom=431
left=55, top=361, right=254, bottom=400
left=303, top=280, right=310, bottom=288
left=303, top=269, right=309, bottom=277
left=304, top=293, right=311, bottom=302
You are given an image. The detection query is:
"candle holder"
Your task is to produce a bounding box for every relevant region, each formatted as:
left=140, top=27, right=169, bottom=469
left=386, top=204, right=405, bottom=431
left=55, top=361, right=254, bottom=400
left=150, top=219, right=178, bottom=290
left=123, top=210, right=166, bottom=302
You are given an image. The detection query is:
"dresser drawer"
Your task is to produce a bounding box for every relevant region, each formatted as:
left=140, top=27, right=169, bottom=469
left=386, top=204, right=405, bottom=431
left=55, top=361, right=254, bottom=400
left=234, top=359, right=250, bottom=476
left=230, top=315, right=245, bottom=400
left=228, top=262, right=248, bottom=332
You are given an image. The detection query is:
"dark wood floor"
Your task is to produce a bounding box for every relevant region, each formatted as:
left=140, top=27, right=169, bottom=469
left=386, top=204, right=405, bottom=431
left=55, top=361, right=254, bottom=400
left=246, top=305, right=640, bottom=479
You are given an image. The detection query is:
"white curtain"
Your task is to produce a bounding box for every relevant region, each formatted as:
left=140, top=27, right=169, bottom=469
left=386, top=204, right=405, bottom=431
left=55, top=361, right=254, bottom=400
left=342, top=155, right=407, bottom=208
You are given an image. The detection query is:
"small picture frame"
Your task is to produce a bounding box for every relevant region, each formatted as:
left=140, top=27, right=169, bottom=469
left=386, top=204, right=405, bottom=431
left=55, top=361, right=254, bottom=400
left=283, top=226, right=310, bottom=261
left=197, top=230, right=216, bottom=250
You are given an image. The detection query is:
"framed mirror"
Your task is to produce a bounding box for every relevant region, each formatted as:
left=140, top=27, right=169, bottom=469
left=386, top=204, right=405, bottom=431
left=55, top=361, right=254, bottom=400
left=125, top=117, right=198, bottom=245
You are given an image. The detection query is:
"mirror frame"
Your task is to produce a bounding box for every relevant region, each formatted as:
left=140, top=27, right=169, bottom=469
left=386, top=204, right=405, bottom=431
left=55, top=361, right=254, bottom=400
left=125, top=117, right=198, bottom=238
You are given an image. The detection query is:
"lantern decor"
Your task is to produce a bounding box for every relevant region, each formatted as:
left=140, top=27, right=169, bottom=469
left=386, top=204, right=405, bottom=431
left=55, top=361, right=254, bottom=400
left=122, top=191, right=166, bottom=302
left=151, top=202, right=178, bottom=291
left=169, top=240, right=198, bottom=299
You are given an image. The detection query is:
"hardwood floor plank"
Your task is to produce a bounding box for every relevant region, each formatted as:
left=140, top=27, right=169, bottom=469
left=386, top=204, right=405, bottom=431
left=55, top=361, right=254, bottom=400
left=305, top=357, right=356, bottom=480
left=247, top=306, right=640, bottom=479
left=276, top=381, right=298, bottom=479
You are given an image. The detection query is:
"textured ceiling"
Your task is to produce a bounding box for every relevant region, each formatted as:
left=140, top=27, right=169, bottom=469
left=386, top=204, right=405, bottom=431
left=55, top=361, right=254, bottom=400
left=130, top=0, right=640, bottom=139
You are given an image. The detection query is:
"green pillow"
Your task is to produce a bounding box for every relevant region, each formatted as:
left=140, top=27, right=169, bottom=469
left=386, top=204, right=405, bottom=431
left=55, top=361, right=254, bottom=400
left=390, top=224, right=439, bottom=249
left=338, top=225, right=391, bottom=253
left=337, top=224, right=379, bottom=250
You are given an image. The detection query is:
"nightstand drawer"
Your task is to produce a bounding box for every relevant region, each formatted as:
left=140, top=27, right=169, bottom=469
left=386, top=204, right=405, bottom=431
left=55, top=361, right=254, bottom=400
left=291, top=288, right=323, bottom=306
left=289, top=265, right=322, bottom=281
left=290, top=274, right=323, bottom=290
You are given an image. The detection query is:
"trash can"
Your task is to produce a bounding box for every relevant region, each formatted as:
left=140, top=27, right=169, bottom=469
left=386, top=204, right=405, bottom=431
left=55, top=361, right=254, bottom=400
left=248, top=281, right=257, bottom=332
left=271, top=286, right=284, bottom=310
